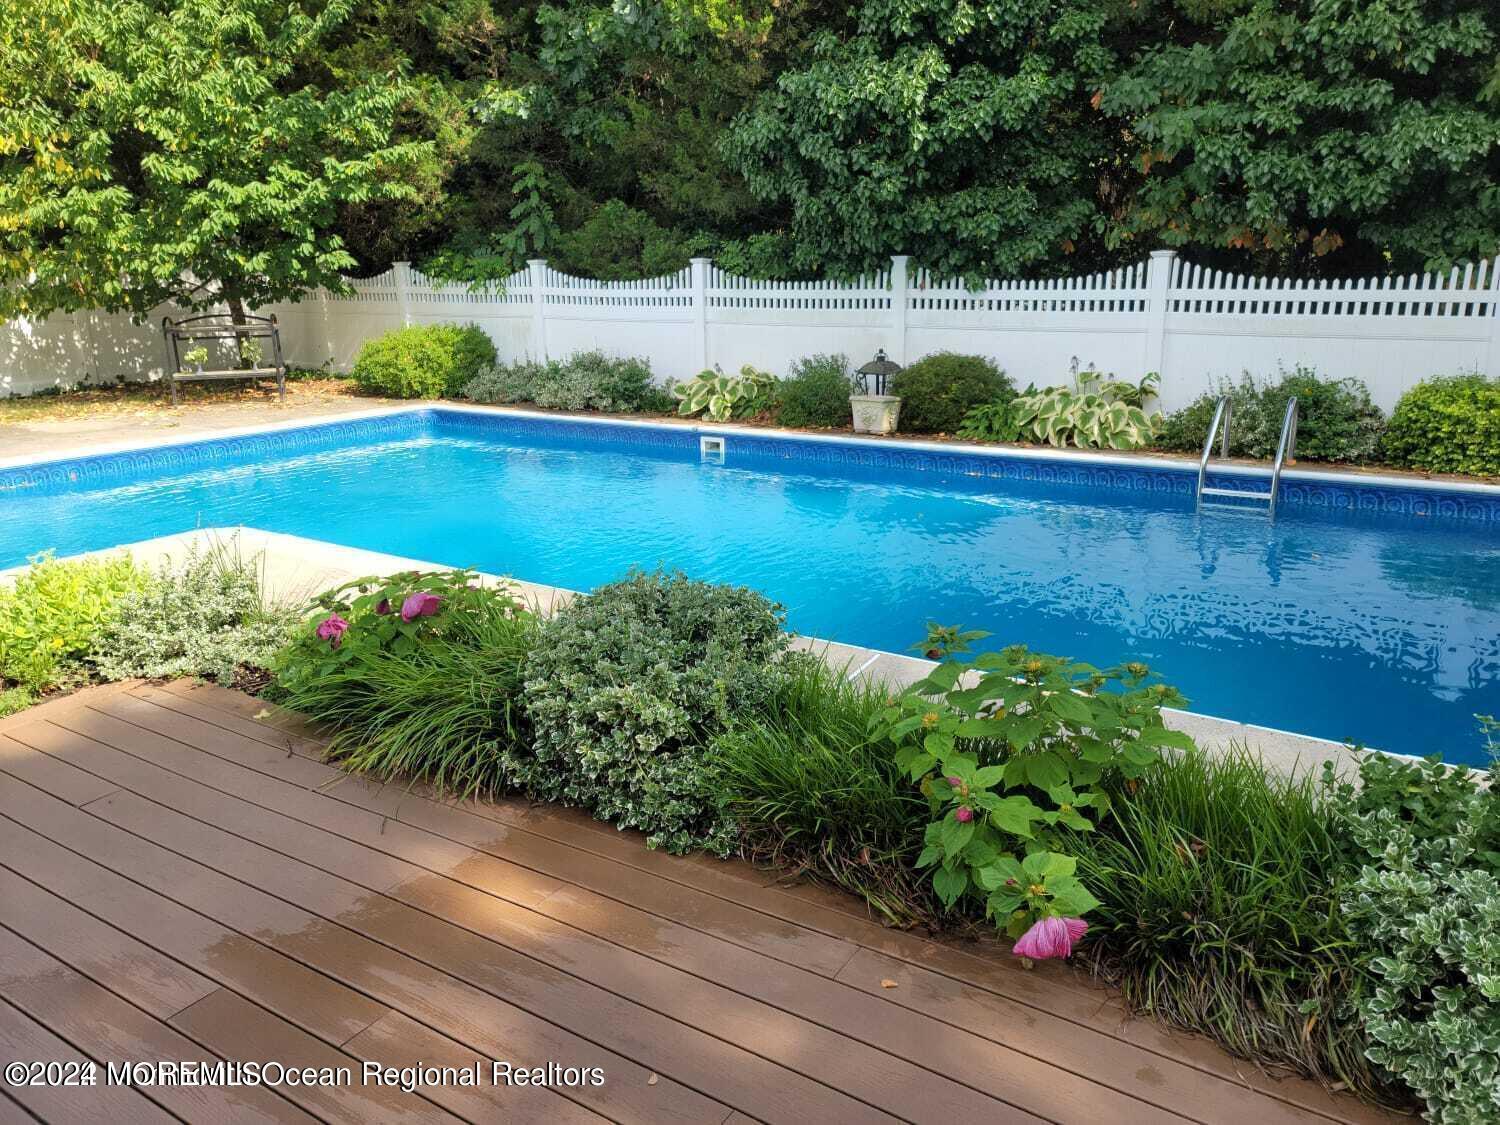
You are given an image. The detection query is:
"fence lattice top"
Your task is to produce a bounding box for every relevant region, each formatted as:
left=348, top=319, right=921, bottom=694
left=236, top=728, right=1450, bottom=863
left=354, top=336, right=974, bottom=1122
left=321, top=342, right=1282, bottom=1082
left=327, top=254, right=1500, bottom=319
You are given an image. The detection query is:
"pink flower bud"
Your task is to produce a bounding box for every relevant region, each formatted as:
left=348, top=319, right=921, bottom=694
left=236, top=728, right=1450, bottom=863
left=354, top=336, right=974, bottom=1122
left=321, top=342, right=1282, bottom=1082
left=954, top=806, right=974, bottom=823
left=314, top=614, right=350, bottom=648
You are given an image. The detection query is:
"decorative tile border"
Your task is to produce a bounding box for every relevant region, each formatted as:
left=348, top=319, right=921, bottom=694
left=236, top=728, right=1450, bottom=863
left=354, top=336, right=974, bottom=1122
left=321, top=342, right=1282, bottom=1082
left=0, top=411, right=428, bottom=497
left=4, top=403, right=1499, bottom=524
left=429, top=408, right=698, bottom=455
left=434, top=410, right=1500, bottom=523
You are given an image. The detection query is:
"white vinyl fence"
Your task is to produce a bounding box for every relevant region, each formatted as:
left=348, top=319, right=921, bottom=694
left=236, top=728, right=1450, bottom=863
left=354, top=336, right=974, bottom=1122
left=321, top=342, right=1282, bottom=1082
left=5, top=250, right=1499, bottom=413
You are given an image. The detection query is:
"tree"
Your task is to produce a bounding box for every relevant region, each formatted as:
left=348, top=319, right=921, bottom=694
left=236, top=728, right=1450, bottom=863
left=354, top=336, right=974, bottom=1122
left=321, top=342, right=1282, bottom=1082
left=1102, top=0, right=1500, bottom=273
left=722, top=0, right=1133, bottom=280
left=0, top=0, right=429, bottom=322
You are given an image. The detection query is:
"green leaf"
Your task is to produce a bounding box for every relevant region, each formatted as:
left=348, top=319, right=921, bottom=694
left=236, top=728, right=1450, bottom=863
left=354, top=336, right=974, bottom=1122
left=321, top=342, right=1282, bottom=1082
left=903, top=750, right=937, bottom=781
left=931, top=865, right=970, bottom=909
left=956, top=717, right=1008, bottom=739
left=1046, top=691, right=1093, bottom=724
left=1045, top=877, right=1101, bottom=916
left=1007, top=716, right=1046, bottom=751
left=972, top=764, right=1006, bottom=788
left=940, top=815, right=976, bottom=854
left=1137, top=726, right=1196, bottom=751
left=1023, top=752, right=1069, bottom=791
left=1022, top=851, right=1075, bottom=880
left=989, top=795, right=1043, bottom=837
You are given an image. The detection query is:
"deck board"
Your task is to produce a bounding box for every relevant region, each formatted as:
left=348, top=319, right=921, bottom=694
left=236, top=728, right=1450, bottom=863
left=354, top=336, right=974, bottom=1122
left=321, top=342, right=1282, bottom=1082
left=0, top=683, right=1401, bottom=1125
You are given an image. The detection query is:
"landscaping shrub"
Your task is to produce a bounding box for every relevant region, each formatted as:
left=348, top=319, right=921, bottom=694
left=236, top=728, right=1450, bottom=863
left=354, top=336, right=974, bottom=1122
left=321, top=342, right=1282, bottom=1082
left=464, top=351, right=669, bottom=413
left=512, top=569, right=790, bottom=854
left=888, top=352, right=1012, bottom=433
left=1381, top=373, right=1500, bottom=478
left=1158, top=367, right=1385, bottom=463
left=1326, top=742, right=1500, bottom=1123
left=776, top=354, right=853, bottom=429
left=92, top=546, right=299, bottom=684
left=273, top=570, right=536, bottom=797
left=0, top=552, right=149, bottom=691
left=713, top=658, right=931, bottom=923
left=351, top=324, right=496, bottom=398
left=1073, top=746, right=1384, bottom=1100
left=871, top=645, right=1192, bottom=941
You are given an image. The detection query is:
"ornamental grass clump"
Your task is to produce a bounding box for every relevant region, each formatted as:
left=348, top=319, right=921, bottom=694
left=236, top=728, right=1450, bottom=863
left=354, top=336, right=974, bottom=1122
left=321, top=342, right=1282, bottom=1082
left=513, top=569, right=791, bottom=854
left=272, top=570, right=537, bottom=797
left=1071, top=745, right=1386, bottom=1101
left=712, top=658, right=932, bottom=924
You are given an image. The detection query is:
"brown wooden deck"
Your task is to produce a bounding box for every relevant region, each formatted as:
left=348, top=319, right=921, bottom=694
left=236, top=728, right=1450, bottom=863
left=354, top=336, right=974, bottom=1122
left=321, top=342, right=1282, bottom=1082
left=0, top=681, right=1398, bottom=1124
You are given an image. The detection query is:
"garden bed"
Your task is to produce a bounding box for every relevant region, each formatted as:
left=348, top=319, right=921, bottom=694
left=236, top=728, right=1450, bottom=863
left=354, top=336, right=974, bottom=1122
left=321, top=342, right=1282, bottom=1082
left=4, top=534, right=1495, bottom=1121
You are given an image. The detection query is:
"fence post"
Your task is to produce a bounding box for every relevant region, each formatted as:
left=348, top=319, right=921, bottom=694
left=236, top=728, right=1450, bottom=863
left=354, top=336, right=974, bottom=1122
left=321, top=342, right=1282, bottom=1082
left=526, top=259, right=549, bottom=361
left=1486, top=253, right=1500, bottom=380
left=889, top=255, right=910, bottom=364
left=1143, top=249, right=1176, bottom=380
left=392, top=260, right=413, bottom=327
left=690, top=257, right=711, bottom=373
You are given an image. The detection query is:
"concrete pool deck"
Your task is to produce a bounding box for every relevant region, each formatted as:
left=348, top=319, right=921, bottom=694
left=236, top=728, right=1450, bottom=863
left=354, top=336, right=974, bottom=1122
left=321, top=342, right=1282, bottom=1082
left=0, top=386, right=402, bottom=463
left=4, top=525, right=1366, bottom=781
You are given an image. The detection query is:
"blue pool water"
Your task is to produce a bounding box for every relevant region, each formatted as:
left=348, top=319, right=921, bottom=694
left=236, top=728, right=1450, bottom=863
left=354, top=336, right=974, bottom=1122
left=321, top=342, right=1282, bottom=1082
left=3, top=409, right=1498, bottom=764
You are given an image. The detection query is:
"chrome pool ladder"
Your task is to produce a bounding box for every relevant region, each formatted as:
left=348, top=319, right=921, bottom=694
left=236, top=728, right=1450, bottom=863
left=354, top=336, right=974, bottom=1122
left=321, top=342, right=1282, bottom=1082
left=1195, top=396, right=1299, bottom=518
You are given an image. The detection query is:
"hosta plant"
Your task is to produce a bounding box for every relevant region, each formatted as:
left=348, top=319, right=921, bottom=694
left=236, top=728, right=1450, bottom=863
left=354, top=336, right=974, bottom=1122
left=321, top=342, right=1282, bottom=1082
left=1010, top=371, right=1163, bottom=450
left=872, top=644, right=1193, bottom=945
left=673, top=365, right=777, bottom=422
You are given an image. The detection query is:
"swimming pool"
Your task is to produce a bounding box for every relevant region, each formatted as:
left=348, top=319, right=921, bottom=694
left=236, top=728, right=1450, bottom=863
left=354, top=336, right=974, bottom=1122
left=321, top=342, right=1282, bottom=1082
left=4, top=407, right=1498, bottom=764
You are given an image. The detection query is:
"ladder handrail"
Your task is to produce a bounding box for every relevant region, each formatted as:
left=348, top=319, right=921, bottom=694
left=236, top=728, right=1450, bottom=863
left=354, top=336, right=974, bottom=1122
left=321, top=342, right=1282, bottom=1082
left=1196, top=395, right=1231, bottom=508
left=1268, top=396, right=1299, bottom=518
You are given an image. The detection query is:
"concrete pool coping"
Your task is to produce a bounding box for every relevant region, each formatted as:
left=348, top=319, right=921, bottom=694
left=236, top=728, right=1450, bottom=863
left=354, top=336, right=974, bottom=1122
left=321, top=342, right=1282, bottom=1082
left=6, top=399, right=1500, bottom=501
left=2, top=525, right=1377, bottom=781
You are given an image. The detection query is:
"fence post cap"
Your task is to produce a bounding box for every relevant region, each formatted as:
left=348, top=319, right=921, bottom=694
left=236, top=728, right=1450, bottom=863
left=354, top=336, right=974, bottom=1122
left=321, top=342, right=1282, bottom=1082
left=1149, top=249, right=1178, bottom=259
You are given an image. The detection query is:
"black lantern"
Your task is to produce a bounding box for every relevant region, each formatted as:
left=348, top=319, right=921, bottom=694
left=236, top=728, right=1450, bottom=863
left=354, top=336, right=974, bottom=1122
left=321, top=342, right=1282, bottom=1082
left=853, top=348, right=903, bottom=396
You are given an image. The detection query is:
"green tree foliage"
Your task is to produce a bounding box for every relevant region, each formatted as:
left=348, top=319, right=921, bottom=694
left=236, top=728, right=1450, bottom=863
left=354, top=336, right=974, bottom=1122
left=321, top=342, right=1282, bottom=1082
left=0, top=0, right=428, bottom=319
left=723, top=0, right=1128, bottom=278
left=423, top=0, right=804, bottom=279
left=7, top=0, right=1495, bottom=295
left=1102, top=0, right=1500, bottom=273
